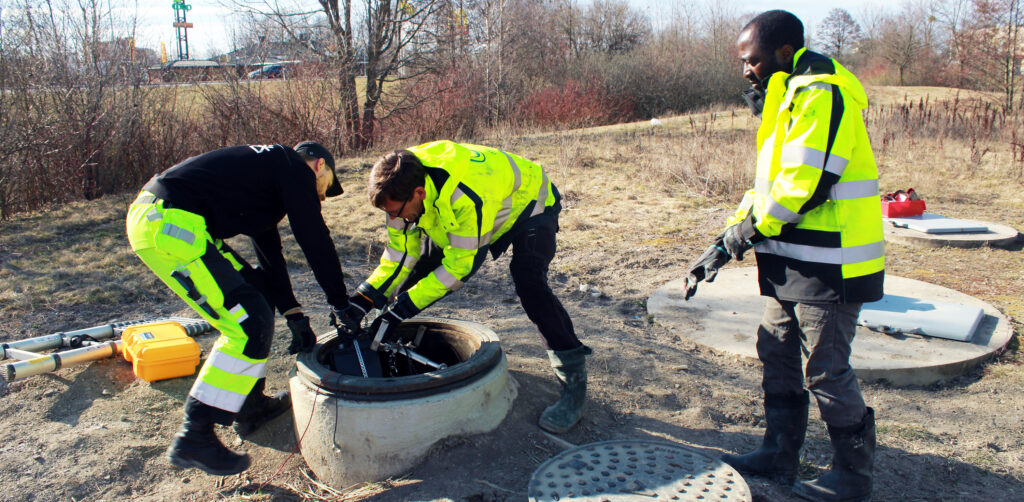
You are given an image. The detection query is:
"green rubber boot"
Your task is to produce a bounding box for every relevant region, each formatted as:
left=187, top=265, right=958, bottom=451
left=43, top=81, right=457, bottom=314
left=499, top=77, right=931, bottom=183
left=538, top=345, right=592, bottom=434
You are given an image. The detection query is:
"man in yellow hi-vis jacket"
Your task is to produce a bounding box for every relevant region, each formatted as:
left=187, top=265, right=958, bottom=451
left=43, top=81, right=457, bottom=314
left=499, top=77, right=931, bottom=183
left=683, top=11, right=883, bottom=502
left=346, top=141, right=589, bottom=434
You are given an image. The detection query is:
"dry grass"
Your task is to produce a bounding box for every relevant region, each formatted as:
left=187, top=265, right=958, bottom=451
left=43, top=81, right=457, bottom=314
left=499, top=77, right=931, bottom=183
left=0, top=85, right=1022, bottom=501
left=3, top=85, right=1020, bottom=331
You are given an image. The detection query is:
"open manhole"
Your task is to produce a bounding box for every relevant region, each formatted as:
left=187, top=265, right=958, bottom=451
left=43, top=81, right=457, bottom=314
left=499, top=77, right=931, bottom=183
left=289, top=317, right=517, bottom=488
left=528, top=439, right=751, bottom=502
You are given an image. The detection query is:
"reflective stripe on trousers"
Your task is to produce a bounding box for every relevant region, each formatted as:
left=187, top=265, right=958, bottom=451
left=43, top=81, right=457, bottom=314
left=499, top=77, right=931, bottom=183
left=126, top=198, right=272, bottom=413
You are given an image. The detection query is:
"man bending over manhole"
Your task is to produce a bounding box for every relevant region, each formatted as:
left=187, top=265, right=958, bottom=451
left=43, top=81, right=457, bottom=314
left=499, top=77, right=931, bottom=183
left=346, top=141, right=590, bottom=434
left=126, top=142, right=362, bottom=475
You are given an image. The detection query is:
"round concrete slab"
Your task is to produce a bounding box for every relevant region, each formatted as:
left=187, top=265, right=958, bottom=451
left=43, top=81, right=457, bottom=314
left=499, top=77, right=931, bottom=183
left=648, top=268, right=1013, bottom=386
left=528, top=439, right=751, bottom=501
left=883, top=218, right=1020, bottom=249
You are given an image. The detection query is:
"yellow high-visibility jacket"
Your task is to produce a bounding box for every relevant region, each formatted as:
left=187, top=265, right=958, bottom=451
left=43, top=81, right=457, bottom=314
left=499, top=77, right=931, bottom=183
left=357, top=141, right=560, bottom=316
left=727, top=48, right=884, bottom=303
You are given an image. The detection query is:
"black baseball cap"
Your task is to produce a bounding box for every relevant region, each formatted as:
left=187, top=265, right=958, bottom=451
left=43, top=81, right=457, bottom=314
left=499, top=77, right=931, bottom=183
left=294, top=141, right=343, bottom=197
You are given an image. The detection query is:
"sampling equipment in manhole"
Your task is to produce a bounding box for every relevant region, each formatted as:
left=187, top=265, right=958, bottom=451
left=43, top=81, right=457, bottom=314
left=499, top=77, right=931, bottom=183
left=289, top=317, right=517, bottom=488
left=528, top=439, right=751, bottom=501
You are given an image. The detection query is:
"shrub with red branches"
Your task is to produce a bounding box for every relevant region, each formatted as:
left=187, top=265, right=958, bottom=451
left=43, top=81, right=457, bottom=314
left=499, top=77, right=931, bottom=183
left=517, top=80, right=634, bottom=129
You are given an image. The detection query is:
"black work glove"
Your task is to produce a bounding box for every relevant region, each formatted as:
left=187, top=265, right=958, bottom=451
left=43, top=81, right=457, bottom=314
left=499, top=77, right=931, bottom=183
left=368, top=308, right=405, bottom=350
left=683, top=244, right=731, bottom=301
left=330, top=303, right=366, bottom=338
left=722, top=224, right=754, bottom=261
left=285, top=313, right=316, bottom=354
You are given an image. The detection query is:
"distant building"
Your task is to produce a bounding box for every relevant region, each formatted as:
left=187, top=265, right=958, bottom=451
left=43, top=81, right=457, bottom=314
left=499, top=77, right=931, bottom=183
left=146, top=33, right=372, bottom=82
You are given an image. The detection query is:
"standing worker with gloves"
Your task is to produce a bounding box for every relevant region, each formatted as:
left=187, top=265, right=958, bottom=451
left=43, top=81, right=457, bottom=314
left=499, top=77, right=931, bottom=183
left=683, top=10, right=884, bottom=502
left=345, top=141, right=590, bottom=434
left=126, top=142, right=361, bottom=476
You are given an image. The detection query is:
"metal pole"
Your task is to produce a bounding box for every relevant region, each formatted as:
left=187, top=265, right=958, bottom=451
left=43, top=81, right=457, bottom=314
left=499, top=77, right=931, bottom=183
left=4, top=340, right=122, bottom=382
left=382, top=343, right=446, bottom=370
left=0, top=318, right=212, bottom=361
left=1, top=318, right=214, bottom=382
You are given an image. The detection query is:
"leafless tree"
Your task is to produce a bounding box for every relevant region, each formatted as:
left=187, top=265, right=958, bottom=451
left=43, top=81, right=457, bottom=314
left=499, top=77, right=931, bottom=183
left=0, top=0, right=149, bottom=216
left=577, top=0, right=650, bottom=54
left=815, top=8, right=863, bottom=60
left=232, top=0, right=441, bottom=150
left=970, top=0, right=1023, bottom=109
left=877, top=4, right=934, bottom=85
left=556, top=0, right=582, bottom=59
left=933, top=0, right=974, bottom=87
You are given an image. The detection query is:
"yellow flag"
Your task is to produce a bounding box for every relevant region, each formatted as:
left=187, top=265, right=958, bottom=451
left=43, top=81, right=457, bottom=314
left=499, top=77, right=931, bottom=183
left=453, top=8, right=467, bottom=27
left=399, top=0, right=415, bottom=16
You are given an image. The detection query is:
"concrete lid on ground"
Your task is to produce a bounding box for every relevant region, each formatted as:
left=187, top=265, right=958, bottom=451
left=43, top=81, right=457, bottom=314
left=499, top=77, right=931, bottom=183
left=648, top=267, right=1013, bottom=387
left=883, top=217, right=1020, bottom=249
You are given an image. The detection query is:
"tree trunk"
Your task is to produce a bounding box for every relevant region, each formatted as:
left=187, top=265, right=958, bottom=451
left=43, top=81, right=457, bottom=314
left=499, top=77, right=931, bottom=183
left=339, top=69, right=362, bottom=150
left=361, top=106, right=376, bottom=148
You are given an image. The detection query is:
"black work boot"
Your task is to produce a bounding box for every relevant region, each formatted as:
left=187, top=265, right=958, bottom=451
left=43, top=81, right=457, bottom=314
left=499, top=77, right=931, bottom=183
left=233, top=378, right=291, bottom=438
left=167, top=397, right=250, bottom=476
left=721, top=391, right=809, bottom=485
left=793, top=408, right=876, bottom=502
left=538, top=345, right=592, bottom=434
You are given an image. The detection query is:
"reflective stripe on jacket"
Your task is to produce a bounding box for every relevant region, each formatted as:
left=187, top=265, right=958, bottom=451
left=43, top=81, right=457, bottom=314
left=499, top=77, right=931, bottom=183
left=360, top=141, right=559, bottom=315
left=727, top=48, right=884, bottom=303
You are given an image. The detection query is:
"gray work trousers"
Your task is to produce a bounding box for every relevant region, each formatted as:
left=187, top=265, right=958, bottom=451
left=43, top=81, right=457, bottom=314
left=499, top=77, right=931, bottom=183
left=756, top=298, right=867, bottom=428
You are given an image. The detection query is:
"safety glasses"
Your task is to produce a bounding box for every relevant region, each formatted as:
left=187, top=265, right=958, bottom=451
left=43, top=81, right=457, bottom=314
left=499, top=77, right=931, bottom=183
left=386, top=197, right=409, bottom=219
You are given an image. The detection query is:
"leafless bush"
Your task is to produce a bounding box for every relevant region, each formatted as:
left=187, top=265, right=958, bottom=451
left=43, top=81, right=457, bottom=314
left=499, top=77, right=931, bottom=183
left=517, top=79, right=633, bottom=130
left=379, top=66, right=488, bottom=143
left=570, top=9, right=749, bottom=119
left=0, top=0, right=159, bottom=217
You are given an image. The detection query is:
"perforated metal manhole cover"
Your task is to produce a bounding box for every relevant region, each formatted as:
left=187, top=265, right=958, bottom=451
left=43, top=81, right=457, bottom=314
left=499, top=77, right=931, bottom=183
left=528, top=439, right=751, bottom=502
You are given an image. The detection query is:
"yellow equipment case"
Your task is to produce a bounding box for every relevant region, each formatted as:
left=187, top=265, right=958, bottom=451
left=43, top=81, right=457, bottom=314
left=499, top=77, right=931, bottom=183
left=121, top=321, right=201, bottom=382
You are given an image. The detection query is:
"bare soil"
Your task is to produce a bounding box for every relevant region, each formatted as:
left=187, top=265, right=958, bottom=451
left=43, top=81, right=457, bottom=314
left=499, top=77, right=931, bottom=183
left=1, top=92, right=1023, bottom=502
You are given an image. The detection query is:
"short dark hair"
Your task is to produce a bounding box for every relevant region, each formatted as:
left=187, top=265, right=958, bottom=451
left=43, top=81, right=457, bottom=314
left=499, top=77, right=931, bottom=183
left=367, top=150, right=425, bottom=207
left=743, top=10, right=804, bottom=52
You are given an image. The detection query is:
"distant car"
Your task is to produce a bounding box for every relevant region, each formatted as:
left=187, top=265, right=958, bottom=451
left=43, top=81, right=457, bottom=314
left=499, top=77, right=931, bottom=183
left=246, top=64, right=285, bottom=79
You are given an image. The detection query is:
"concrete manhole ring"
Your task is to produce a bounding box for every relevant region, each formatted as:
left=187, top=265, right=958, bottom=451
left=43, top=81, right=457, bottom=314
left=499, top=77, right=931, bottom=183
left=528, top=439, right=751, bottom=501
left=289, top=317, right=517, bottom=488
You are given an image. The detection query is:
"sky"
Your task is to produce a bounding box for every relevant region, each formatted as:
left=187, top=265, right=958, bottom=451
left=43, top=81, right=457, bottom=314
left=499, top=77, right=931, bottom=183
left=116, top=0, right=895, bottom=59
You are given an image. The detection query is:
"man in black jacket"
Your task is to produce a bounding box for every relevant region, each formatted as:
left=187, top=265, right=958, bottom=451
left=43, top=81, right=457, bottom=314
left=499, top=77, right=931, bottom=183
left=126, top=142, right=362, bottom=475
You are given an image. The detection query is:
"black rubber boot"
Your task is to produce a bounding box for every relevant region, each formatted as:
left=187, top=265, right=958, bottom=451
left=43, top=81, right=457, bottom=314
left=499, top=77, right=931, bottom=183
left=793, top=408, right=876, bottom=502
left=721, top=391, right=809, bottom=485
left=167, top=397, right=250, bottom=476
left=538, top=345, right=592, bottom=434
left=233, top=378, right=291, bottom=438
